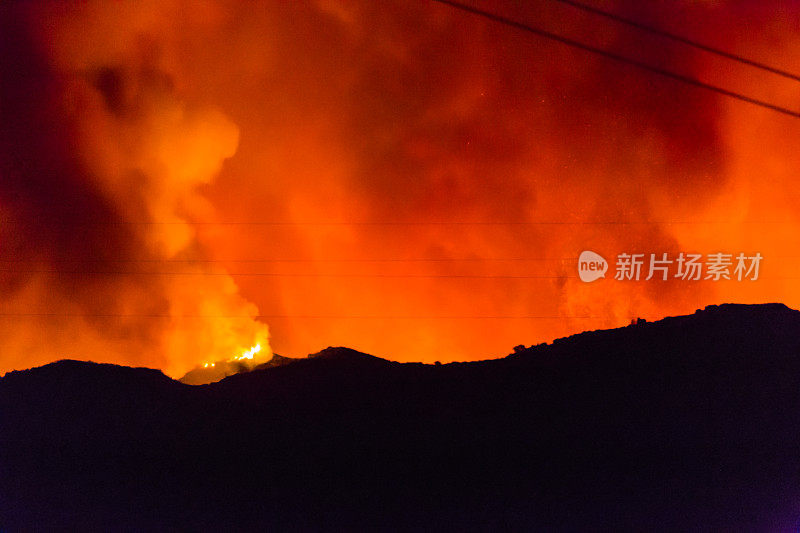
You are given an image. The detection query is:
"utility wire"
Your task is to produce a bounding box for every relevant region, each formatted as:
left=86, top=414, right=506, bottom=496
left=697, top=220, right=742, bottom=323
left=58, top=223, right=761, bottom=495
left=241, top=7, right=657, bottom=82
left=0, top=270, right=570, bottom=279
left=0, top=312, right=605, bottom=319
left=430, top=0, right=800, bottom=119
left=0, top=257, right=577, bottom=263
left=551, top=0, right=800, bottom=83
left=2, top=220, right=795, bottom=226
left=0, top=270, right=792, bottom=279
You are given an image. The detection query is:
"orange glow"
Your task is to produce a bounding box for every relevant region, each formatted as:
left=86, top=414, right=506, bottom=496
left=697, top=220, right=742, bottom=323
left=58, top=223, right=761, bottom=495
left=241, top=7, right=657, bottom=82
left=231, top=343, right=262, bottom=362
left=1, top=1, right=799, bottom=377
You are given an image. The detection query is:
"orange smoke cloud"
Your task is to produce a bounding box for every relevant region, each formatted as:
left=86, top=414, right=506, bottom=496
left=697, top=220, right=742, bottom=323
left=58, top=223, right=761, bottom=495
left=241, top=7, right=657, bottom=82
left=0, top=0, right=269, bottom=377
left=1, top=0, right=799, bottom=376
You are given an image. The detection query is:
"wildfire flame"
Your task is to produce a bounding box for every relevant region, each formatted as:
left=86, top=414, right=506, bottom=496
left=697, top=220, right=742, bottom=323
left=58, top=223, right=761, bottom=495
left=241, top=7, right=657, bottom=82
left=231, top=343, right=262, bottom=362
left=199, top=343, right=263, bottom=370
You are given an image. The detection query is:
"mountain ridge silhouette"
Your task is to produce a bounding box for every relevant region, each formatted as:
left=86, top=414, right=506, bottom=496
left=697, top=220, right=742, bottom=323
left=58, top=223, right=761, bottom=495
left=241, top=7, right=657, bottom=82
left=2, top=302, right=800, bottom=530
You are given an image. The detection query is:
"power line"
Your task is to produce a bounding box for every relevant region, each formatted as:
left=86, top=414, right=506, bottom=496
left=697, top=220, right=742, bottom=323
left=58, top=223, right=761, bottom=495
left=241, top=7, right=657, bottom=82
left=551, top=0, right=800, bottom=83
left=430, top=0, right=800, bottom=119
left=0, top=270, right=793, bottom=279
left=0, top=312, right=607, bottom=319
left=0, top=258, right=578, bottom=263
left=0, top=270, right=571, bottom=279
left=2, top=220, right=796, bottom=226
left=3, top=255, right=799, bottom=264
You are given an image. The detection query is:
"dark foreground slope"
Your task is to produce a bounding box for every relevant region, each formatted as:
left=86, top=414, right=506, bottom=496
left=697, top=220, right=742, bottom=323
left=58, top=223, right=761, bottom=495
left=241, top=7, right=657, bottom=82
left=2, top=304, right=800, bottom=531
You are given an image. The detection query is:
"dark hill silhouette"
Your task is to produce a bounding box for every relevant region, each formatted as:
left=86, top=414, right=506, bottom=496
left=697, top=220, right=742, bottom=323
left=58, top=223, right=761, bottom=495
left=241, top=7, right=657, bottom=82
left=179, top=352, right=299, bottom=385
left=307, top=345, right=393, bottom=363
left=252, top=352, right=300, bottom=369
left=180, top=347, right=386, bottom=385
left=2, top=303, right=800, bottom=530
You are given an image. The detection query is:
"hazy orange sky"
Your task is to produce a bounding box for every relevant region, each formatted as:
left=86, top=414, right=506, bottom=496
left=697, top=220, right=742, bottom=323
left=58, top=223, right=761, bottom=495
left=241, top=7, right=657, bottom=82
left=1, top=0, right=799, bottom=377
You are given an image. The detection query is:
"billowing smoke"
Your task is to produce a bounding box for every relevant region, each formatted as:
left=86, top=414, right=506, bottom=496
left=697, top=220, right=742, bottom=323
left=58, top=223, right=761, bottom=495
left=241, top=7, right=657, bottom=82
left=0, top=0, right=269, bottom=376
left=1, top=0, right=799, bottom=374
